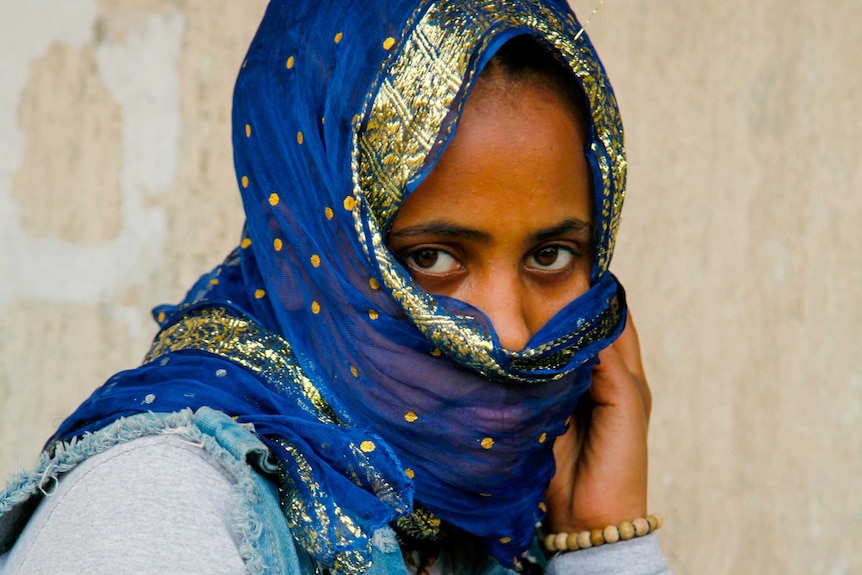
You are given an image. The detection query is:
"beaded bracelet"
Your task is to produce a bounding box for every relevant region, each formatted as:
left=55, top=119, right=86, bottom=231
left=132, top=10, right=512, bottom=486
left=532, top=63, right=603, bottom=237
left=542, top=514, right=663, bottom=552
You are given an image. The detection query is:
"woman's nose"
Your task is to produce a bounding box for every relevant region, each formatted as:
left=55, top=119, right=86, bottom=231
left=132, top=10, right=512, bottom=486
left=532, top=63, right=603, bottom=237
left=470, top=276, right=533, bottom=352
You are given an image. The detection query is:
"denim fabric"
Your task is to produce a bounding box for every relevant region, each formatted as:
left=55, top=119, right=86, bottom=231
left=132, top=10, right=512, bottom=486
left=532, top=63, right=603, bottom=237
left=193, top=408, right=412, bottom=575
left=191, top=407, right=305, bottom=575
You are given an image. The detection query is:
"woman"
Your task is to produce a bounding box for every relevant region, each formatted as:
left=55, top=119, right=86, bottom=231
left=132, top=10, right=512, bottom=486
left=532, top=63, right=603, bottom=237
left=0, top=1, right=667, bottom=573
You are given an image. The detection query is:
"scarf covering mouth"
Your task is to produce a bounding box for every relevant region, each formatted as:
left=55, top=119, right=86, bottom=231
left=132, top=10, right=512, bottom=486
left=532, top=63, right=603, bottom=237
left=50, top=0, right=628, bottom=572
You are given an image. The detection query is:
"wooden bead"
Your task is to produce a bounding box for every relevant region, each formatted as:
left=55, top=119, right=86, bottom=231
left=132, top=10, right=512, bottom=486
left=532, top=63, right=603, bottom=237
left=603, top=524, right=620, bottom=544
left=618, top=521, right=635, bottom=540
left=576, top=531, right=592, bottom=549
left=554, top=532, right=568, bottom=551
left=541, top=514, right=663, bottom=554
left=633, top=517, right=650, bottom=536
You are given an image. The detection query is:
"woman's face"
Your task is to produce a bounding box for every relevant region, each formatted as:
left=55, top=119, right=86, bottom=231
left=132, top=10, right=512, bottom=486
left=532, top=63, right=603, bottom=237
left=388, top=78, right=593, bottom=351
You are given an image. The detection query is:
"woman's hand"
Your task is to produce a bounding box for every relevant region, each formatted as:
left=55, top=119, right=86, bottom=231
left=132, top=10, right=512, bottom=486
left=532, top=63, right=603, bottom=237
left=544, top=314, right=652, bottom=532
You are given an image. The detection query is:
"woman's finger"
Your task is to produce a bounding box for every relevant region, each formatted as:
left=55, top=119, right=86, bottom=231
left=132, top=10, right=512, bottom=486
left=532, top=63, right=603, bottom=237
left=614, top=313, right=645, bottom=381
left=589, top=345, right=643, bottom=410
left=607, top=313, right=652, bottom=421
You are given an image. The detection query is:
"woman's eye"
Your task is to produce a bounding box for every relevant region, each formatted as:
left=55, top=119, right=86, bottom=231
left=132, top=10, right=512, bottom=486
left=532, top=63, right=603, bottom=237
left=404, top=249, right=460, bottom=274
left=526, top=246, right=575, bottom=271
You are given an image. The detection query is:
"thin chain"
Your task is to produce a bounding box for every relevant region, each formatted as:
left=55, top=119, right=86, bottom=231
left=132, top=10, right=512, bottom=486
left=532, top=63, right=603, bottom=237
left=573, top=0, right=607, bottom=41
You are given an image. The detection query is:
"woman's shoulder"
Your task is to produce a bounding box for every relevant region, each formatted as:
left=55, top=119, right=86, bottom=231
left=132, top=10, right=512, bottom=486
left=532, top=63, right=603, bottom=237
left=0, top=410, right=306, bottom=575
left=2, top=434, right=248, bottom=574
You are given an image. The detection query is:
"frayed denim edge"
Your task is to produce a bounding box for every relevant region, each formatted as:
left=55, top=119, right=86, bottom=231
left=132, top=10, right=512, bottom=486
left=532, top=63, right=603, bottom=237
left=0, top=409, right=268, bottom=575
left=371, top=528, right=399, bottom=553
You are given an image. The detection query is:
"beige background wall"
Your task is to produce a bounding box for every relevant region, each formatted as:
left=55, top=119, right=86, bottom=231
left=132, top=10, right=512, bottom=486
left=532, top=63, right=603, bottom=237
left=1, top=1, right=859, bottom=573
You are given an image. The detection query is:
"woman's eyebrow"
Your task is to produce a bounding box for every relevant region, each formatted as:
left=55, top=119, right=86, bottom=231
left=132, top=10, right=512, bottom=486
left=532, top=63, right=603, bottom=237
left=388, top=218, right=591, bottom=244
left=532, top=218, right=593, bottom=243
left=388, top=222, right=491, bottom=243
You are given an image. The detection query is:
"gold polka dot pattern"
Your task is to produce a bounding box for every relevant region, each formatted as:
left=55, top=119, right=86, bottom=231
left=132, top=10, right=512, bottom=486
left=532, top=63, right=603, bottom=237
left=360, top=440, right=375, bottom=453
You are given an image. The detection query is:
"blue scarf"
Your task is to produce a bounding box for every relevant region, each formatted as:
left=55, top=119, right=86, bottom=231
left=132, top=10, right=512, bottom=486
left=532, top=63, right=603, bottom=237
left=51, top=0, right=628, bottom=572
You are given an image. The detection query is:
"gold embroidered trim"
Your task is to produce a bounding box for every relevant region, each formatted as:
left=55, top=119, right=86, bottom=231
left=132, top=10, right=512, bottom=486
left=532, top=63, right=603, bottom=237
left=275, top=440, right=367, bottom=575
left=395, top=504, right=445, bottom=542
left=143, top=306, right=341, bottom=425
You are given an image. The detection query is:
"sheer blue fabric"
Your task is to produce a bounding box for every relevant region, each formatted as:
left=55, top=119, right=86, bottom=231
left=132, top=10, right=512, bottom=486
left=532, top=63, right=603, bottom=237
left=51, top=0, right=628, bottom=571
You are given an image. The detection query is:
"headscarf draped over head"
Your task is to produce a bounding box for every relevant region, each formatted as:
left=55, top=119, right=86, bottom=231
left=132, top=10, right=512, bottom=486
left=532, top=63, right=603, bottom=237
left=52, top=0, right=627, bottom=572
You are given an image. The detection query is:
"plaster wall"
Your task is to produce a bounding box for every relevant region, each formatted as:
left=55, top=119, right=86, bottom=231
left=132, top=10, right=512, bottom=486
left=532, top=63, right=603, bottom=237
left=1, top=2, right=859, bottom=573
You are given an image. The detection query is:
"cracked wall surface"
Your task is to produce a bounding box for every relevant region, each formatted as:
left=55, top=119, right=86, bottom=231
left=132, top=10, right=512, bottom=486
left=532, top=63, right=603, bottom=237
left=1, top=2, right=860, bottom=574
